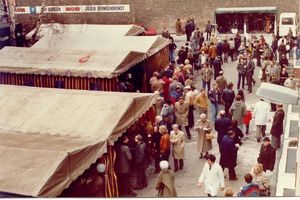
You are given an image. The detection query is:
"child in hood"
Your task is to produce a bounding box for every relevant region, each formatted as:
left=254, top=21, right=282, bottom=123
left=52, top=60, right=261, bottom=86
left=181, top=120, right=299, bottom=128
left=244, top=105, right=252, bottom=135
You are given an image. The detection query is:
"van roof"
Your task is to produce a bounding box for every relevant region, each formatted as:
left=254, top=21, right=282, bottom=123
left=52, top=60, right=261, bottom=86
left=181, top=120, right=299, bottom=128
left=280, top=12, right=296, bottom=18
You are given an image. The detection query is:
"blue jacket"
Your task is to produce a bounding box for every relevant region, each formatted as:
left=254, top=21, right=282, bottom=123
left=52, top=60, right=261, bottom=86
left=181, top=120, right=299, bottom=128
left=238, top=183, right=260, bottom=197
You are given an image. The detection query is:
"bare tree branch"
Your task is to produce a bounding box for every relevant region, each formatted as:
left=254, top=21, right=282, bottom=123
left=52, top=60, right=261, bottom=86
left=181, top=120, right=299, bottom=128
left=31, top=0, right=47, bottom=43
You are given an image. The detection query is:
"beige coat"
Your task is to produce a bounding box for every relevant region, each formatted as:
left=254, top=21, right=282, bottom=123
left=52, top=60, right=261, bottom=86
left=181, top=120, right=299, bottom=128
left=174, top=102, right=189, bottom=127
left=156, top=170, right=177, bottom=197
left=194, top=119, right=213, bottom=153
left=170, top=130, right=185, bottom=159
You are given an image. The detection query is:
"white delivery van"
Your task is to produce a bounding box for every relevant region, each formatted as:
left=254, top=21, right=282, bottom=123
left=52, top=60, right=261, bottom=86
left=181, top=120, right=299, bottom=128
left=279, top=12, right=297, bottom=37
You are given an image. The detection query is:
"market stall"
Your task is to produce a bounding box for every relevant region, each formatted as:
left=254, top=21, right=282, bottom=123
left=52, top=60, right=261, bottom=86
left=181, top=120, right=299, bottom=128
left=0, top=33, right=169, bottom=92
left=0, top=85, right=157, bottom=197
left=0, top=47, right=148, bottom=91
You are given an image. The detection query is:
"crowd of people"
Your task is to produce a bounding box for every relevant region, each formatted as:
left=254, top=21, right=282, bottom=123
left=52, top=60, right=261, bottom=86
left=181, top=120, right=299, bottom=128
left=113, top=19, right=298, bottom=197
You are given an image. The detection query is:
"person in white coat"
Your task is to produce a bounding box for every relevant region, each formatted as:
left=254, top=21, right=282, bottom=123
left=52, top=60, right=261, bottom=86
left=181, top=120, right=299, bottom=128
left=253, top=99, right=271, bottom=142
left=198, top=154, right=225, bottom=197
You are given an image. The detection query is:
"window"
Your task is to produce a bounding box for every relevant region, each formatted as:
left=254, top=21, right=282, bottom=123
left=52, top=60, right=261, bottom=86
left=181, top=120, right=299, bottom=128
left=282, top=18, right=294, bottom=25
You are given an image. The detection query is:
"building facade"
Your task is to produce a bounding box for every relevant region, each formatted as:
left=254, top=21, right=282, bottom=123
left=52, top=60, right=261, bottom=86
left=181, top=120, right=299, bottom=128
left=14, top=0, right=299, bottom=33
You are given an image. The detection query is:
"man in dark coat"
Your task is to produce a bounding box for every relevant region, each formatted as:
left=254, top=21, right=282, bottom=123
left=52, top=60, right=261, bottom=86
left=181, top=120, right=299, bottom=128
left=185, top=20, right=193, bottom=41
left=221, top=82, right=235, bottom=118
left=205, top=20, right=212, bottom=41
left=152, top=125, right=162, bottom=173
left=115, top=135, right=136, bottom=196
left=134, top=134, right=149, bottom=190
left=220, top=130, right=238, bottom=180
left=213, top=56, right=222, bottom=80
left=246, top=56, right=255, bottom=93
left=270, top=104, right=285, bottom=150
left=257, top=137, right=276, bottom=172
left=215, top=110, right=231, bottom=150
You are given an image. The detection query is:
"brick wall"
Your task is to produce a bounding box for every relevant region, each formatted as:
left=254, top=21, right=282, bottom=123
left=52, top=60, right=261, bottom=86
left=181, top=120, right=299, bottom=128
left=133, top=0, right=299, bottom=33
left=15, top=0, right=299, bottom=34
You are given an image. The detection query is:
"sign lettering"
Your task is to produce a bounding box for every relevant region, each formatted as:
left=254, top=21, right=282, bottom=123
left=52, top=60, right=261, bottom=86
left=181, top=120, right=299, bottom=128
left=15, top=4, right=130, bottom=14
left=15, top=7, right=26, bottom=13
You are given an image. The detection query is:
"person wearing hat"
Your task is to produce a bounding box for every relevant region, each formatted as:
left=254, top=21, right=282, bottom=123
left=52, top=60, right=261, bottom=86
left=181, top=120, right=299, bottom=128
left=257, top=137, right=276, bottom=172
left=270, top=104, right=285, bottom=150
left=174, top=96, right=191, bottom=139
left=243, top=104, right=253, bottom=135
left=155, top=161, right=177, bottom=197
left=198, top=154, right=225, bottom=197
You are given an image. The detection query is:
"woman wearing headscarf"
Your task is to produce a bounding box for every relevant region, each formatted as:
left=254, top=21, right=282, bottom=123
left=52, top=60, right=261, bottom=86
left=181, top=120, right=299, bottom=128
left=155, top=161, right=177, bottom=197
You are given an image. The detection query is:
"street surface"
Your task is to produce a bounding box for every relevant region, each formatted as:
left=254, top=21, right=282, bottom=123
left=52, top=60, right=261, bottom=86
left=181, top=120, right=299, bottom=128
left=135, top=34, right=282, bottom=197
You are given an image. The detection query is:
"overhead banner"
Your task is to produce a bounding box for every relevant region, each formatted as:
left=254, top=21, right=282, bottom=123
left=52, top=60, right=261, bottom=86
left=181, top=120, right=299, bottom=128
left=15, top=4, right=130, bottom=14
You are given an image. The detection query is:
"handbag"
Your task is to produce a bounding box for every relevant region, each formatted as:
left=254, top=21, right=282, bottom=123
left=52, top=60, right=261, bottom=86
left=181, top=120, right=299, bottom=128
left=205, top=132, right=214, bottom=140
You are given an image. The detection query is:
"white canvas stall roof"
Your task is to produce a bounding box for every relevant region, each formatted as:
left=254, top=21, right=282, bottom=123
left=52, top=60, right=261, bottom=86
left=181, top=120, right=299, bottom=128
left=215, top=7, right=277, bottom=14
left=0, top=133, right=106, bottom=197
left=26, top=23, right=145, bottom=40
left=33, top=33, right=168, bottom=56
left=0, top=47, right=146, bottom=78
left=0, top=85, right=157, bottom=197
left=29, top=24, right=169, bottom=56
left=0, top=85, right=157, bottom=142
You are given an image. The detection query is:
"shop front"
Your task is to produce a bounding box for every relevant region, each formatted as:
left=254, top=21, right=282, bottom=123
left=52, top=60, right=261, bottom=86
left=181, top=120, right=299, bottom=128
left=215, top=7, right=277, bottom=34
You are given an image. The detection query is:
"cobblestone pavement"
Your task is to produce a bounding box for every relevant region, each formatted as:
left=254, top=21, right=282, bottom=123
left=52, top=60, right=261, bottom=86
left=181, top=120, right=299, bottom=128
left=135, top=34, right=282, bottom=197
